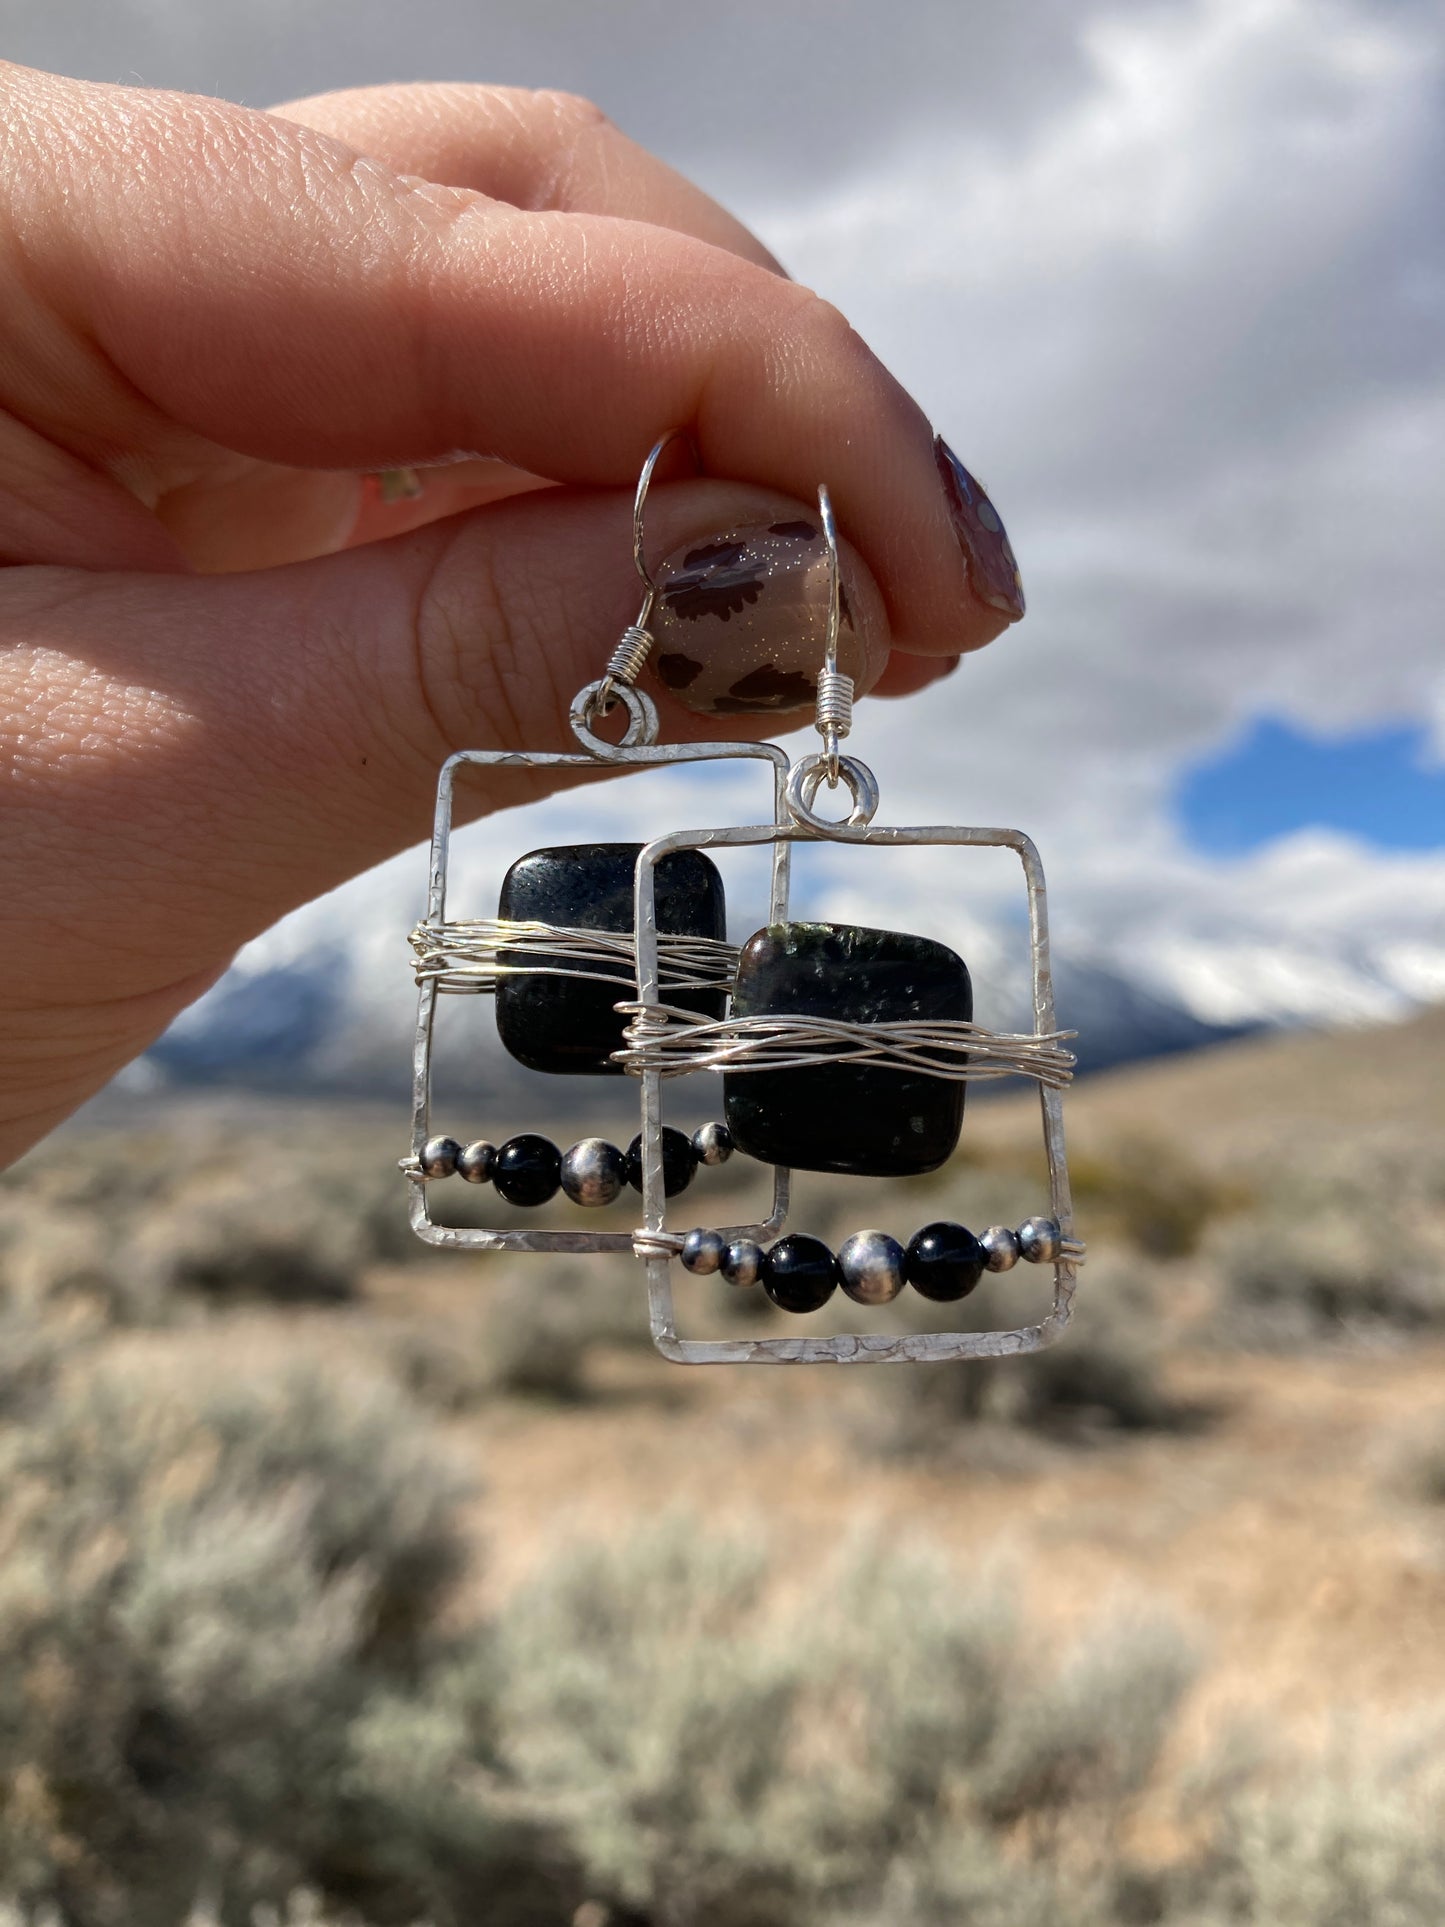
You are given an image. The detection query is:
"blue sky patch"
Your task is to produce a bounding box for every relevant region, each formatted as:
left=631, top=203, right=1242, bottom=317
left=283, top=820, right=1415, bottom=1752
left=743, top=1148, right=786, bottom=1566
left=1176, top=717, right=1445, bottom=855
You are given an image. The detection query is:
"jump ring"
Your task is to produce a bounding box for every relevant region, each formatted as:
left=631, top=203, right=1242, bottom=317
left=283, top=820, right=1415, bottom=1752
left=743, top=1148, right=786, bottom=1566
left=569, top=679, right=660, bottom=754
left=784, top=752, right=880, bottom=831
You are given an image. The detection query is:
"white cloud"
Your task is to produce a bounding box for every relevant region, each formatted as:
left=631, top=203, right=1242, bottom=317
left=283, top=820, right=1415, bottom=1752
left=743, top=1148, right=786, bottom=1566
left=8, top=0, right=1442, bottom=1064
left=735, top=0, right=1445, bottom=1023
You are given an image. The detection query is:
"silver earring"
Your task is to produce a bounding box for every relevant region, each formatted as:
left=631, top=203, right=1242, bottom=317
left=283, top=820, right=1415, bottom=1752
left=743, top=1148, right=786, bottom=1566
left=401, top=435, right=792, bottom=1261
left=403, top=454, right=1084, bottom=1365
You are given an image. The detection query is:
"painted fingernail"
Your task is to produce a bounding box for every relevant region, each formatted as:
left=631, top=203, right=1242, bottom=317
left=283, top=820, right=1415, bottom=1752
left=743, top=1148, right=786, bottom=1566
left=648, top=520, right=888, bottom=716
left=934, top=437, right=1025, bottom=620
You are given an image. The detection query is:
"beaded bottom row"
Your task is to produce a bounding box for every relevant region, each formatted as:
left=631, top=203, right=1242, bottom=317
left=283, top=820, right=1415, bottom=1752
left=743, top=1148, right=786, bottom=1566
left=680, top=1218, right=1064, bottom=1314
left=416, top=1124, right=730, bottom=1207
left=414, top=1132, right=1068, bottom=1314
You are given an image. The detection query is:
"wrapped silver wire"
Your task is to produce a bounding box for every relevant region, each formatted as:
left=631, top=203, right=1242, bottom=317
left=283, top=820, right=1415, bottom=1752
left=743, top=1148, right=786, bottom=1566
left=409, top=918, right=736, bottom=996
left=613, top=1000, right=1078, bottom=1089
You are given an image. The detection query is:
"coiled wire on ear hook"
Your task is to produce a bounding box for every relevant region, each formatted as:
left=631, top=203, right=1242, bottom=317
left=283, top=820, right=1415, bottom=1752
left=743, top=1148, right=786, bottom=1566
left=596, top=430, right=699, bottom=713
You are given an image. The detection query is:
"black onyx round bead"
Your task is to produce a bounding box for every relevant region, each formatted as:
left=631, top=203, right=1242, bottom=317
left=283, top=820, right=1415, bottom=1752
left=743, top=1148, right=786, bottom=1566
left=492, top=1134, right=562, bottom=1207
left=625, top=1127, right=698, bottom=1197
left=762, top=1234, right=840, bottom=1315
left=905, top=1221, right=986, bottom=1302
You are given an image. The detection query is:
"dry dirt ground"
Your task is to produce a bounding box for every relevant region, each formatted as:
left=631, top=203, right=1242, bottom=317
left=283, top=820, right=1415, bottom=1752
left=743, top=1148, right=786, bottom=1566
left=42, top=1005, right=1445, bottom=1777
left=384, top=1315, right=1445, bottom=1747
left=987, top=998, right=1445, bottom=1171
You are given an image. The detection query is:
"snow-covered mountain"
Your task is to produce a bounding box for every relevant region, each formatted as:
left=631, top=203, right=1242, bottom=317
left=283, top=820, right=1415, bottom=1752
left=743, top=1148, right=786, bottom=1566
left=137, top=792, right=1445, bottom=1103
left=145, top=938, right=1257, bottom=1099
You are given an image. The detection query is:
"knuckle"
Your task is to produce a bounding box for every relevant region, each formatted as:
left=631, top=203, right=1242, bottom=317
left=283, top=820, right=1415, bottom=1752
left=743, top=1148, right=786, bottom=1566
left=787, top=283, right=867, bottom=354
left=770, top=283, right=899, bottom=410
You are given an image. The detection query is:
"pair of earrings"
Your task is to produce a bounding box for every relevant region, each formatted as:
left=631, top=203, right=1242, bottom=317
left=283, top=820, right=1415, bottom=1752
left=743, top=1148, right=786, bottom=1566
left=403, top=440, right=1083, bottom=1365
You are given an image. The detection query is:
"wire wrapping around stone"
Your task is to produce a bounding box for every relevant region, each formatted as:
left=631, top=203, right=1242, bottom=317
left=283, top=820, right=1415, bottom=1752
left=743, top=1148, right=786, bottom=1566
left=612, top=1002, right=1078, bottom=1088
left=409, top=920, right=737, bottom=995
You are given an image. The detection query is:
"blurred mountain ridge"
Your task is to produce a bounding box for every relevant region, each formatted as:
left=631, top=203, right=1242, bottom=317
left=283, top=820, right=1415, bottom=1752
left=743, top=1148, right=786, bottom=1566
left=138, top=917, right=1445, bottom=1101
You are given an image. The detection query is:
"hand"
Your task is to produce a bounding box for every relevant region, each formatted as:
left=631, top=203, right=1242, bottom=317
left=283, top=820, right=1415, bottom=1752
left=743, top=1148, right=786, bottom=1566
left=0, top=64, right=1023, bottom=1165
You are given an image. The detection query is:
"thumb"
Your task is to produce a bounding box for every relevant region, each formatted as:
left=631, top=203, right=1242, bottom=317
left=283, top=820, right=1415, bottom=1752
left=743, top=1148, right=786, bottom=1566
left=1, top=478, right=888, bottom=1148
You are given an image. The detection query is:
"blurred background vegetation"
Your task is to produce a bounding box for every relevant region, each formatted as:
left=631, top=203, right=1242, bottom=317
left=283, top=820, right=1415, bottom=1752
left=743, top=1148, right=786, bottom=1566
left=2, top=1008, right=1444, bottom=1924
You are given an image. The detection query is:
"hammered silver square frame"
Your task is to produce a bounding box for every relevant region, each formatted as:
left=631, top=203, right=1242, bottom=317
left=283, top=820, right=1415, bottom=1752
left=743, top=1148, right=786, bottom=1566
left=409, top=740, right=794, bottom=1253
left=633, top=819, right=1079, bottom=1363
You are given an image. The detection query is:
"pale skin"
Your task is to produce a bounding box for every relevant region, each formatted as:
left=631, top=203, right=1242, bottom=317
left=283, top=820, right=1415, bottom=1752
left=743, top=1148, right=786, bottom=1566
left=0, top=64, right=1015, bottom=1167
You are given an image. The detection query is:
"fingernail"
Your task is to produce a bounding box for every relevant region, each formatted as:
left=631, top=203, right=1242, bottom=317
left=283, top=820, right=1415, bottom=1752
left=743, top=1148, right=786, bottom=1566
left=648, top=520, right=888, bottom=716
left=933, top=437, right=1025, bottom=620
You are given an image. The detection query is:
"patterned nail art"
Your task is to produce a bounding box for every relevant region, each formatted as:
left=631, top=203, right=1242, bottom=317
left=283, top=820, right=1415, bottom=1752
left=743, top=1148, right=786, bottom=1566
left=657, top=536, right=767, bottom=624
left=650, top=521, right=884, bottom=716
left=934, top=438, right=1025, bottom=620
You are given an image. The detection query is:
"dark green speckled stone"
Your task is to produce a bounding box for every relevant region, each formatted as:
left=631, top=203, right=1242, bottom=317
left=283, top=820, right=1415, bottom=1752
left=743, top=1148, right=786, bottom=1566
left=496, top=843, right=726, bottom=1075
left=723, top=921, right=971, bottom=1176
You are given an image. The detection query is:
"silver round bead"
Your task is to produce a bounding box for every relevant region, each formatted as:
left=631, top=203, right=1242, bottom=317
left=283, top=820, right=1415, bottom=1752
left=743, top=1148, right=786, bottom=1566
left=692, top=1121, right=734, bottom=1167
left=419, top=1135, right=462, bottom=1179
left=980, top=1225, right=1020, bottom=1272
left=456, top=1140, right=496, bottom=1185
left=559, top=1137, right=627, bottom=1208
left=720, top=1239, right=764, bottom=1288
left=1017, top=1216, right=1063, bottom=1264
left=681, top=1227, right=726, bottom=1276
left=837, top=1228, right=906, bottom=1305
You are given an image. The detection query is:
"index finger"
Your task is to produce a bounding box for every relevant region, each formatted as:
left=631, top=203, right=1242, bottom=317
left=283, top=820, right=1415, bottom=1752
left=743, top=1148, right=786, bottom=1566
left=271, top=81, right=788, bottom=274
left=6, top=64, right=1013, bottom=656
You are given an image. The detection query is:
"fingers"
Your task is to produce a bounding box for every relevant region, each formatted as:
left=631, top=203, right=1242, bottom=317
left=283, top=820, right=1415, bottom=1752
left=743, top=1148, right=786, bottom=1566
left=870, top=652, right=962, bottom=700
left=0, top=474, right=888, bottom=1152
left=271, top=82, right=786, bottom=273
left=269, top=82, right=789, bottom=554
left=1, top=479, right=890, bottom=1010
left=112, top=80, right=789, bottom=573
left=2, top=64, right=1007, bottom=657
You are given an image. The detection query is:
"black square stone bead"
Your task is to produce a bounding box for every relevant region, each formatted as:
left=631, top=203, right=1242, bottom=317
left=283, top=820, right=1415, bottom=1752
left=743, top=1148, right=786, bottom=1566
left=723, top=921, right=972, bottom=1177
left=495, top=843, right=726, bottom=1075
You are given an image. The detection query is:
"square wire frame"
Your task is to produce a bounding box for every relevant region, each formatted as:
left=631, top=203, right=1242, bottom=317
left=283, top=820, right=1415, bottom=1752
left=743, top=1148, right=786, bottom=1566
left=409, top=740, right=795, bottom=1254
left=633, top=818, right=1080, bottom=1364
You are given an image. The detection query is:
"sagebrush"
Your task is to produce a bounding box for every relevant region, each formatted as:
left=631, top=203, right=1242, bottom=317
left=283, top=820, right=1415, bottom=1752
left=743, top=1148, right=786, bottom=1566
left=0, top=1336, right=567, bottom=1927
left=4, top=1301, right=1445, bottom=1925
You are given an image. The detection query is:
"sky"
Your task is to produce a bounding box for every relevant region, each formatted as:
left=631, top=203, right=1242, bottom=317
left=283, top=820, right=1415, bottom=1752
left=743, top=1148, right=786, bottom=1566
left=1179, top=719, right=1445, bottom=854
left=8, top=0, right=1444, bottom=1041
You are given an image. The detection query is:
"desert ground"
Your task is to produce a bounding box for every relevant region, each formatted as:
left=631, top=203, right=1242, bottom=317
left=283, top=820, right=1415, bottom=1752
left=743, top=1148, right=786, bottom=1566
left=3, top=1007, right=1444, bottom=1923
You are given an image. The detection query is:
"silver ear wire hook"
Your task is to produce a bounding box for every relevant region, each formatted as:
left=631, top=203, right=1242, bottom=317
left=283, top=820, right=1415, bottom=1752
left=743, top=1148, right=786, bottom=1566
left=633, top=431, right=695, bottom=596
left=819, top=483, right=841, bottom=668
left=596, top=430, right=698, bottom=715
left=814, top=485, right=854, bottom=787
left=781, top=485, right=878, bottom=832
